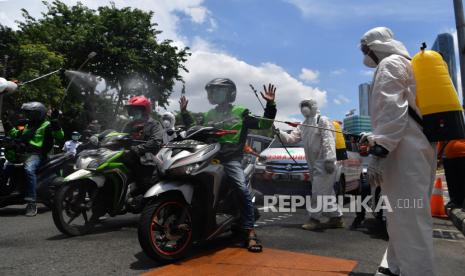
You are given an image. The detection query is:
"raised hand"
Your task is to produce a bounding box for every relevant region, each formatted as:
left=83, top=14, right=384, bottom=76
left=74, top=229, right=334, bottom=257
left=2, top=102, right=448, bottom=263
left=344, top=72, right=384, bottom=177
left=179, top=96, right=189, bottom=112
left=260, top=83, right=276, bottom=103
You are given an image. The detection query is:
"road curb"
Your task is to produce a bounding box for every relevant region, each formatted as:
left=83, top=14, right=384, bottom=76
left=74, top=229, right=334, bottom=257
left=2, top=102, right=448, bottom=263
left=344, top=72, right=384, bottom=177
left=447, top=208, right=465, bottom=236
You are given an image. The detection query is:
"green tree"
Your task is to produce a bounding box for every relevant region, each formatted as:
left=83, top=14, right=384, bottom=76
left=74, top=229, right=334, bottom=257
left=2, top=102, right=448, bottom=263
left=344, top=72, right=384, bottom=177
left=14, top=44, right=65, bottom=106
left=18, top=0, right=190, bottom=115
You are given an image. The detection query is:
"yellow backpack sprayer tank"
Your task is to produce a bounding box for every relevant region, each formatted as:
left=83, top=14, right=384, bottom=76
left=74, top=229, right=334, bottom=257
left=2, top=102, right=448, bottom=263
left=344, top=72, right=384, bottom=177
left=333, top=121, right=348, bottom=160
left=411, top=44, right=465, bottom=142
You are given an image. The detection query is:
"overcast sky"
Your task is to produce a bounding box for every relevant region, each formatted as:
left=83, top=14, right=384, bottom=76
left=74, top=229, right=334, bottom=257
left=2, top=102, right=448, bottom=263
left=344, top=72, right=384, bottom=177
left=0, top=0, right=459, bottom=123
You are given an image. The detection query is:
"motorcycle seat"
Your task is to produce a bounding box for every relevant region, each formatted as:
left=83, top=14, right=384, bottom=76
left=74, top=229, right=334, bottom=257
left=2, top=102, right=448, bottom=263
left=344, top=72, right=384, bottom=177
left=37, top=153, right=73, bottom=173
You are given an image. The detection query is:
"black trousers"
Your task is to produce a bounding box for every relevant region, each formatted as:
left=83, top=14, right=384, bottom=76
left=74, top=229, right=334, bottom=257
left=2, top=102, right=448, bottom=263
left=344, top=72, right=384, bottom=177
left=120, top=152, right=155, bottom=191
left=443, top=157, right=465, bottom=207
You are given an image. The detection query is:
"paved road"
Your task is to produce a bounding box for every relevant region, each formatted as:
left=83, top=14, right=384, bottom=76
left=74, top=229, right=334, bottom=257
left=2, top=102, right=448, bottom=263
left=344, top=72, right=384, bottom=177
left=0, top=204, right=464, bottom=275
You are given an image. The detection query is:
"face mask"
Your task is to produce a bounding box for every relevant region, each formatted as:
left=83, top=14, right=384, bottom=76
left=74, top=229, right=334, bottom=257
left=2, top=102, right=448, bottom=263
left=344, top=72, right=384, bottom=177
left=71, top=135, right=80, bottom=141
left=162, top=120, right=171, bottom=129
left=301, top=106, right=317, bottom=118
left=363, top=54, right=378, bottom=68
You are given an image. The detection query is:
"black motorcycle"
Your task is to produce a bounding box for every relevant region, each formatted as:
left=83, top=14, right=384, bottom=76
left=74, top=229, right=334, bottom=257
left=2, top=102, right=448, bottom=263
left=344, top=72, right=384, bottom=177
left=138, top=126, right=260, bottom=263
left=0, top=136, right=73, bottom=208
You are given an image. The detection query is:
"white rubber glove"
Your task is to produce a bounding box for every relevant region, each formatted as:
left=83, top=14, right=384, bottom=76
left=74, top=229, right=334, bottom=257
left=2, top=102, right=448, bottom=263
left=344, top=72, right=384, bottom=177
left=367, top=155, right=384, bottom=188
left=360, top=131, right=375, bottom=147
left=324, top=160, right=336, bottom=174
left=0, top=77, right=18, bottom=95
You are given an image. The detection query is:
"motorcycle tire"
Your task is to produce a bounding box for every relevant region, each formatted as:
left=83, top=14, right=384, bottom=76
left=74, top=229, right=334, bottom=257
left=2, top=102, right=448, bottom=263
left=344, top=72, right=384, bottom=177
left=138, top=194, right=193, bottom=264
left=52, top=181, right=99, bottom=236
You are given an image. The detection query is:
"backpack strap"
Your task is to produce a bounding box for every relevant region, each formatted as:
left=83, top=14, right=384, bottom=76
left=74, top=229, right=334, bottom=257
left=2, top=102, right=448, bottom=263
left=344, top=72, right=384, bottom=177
left=408, top=106, right=423, bottom=126
left=438, top=141, right=449, bottom=158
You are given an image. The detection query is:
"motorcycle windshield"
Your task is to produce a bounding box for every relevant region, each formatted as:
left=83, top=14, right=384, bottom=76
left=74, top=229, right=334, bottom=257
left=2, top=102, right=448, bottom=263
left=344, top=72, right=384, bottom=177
left=76, top=148, right=121, bottom=170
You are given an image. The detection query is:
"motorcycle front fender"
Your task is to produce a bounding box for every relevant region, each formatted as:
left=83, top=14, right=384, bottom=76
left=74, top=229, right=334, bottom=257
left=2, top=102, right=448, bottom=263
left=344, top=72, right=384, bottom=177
left=144, top=180, right=194, bottom=204
left=64, top=169, right=105, bottom=188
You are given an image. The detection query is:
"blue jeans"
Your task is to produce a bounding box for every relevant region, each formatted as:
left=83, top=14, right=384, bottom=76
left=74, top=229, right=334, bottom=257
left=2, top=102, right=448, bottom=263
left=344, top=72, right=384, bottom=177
left=3, top=154, right=44, bottom=202
left=223, top=160, right=255, bottom=229
left=24, top=154, right=44, bottom=202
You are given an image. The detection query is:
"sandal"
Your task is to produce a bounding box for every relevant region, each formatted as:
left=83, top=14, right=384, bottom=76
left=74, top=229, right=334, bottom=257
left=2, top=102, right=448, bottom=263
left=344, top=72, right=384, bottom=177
left=246, top=235, right=263, bottom=253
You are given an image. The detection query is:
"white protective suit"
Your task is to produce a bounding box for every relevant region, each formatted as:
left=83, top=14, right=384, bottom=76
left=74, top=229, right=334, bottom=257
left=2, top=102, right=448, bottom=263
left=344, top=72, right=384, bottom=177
left=362, top=27, right=436, bottom=276
left=279, top=100, right=342, bottom=220
left=161, top=112, right=176, bottom=144
left=0, top=77, right=18, bottom=95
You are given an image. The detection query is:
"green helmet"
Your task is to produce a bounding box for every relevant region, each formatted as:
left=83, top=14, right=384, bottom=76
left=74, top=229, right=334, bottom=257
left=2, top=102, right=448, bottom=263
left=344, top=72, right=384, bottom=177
left=205, top=78, right=236, bottom=105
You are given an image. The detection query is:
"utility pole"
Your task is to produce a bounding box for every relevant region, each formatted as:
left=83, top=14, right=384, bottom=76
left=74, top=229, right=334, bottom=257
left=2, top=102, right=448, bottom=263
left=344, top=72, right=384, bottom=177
left=454, top=0, right=465, bottom=109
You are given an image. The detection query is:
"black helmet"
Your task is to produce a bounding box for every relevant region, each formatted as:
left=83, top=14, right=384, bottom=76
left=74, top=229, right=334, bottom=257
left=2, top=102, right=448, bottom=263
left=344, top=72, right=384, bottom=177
left=21, top=102, right=47, bottom=122
left=205, top=78, right=236, bottom=104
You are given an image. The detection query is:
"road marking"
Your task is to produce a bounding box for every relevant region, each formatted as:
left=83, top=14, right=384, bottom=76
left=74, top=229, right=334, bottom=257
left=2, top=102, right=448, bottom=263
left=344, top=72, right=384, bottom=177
left=433, top=229, right=465, bottom=242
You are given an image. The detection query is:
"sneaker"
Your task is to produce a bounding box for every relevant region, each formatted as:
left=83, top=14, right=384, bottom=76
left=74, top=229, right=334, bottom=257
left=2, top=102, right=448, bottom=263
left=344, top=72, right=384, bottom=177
left=324, top=217, right=345, bottom=229
left=375, top=266, right=399, bottom=276
left=25, top=203, right=37, bottom=217
left=302, top=218, right=323, bottom=231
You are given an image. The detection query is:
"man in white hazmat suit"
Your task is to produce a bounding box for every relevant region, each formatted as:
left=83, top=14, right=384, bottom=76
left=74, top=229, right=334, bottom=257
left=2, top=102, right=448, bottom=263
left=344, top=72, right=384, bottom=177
left=360, top=27, right=436, bottom=276
left=160, top=111, right=176, bottom=144
left=278, top=99, right=344, bottom=230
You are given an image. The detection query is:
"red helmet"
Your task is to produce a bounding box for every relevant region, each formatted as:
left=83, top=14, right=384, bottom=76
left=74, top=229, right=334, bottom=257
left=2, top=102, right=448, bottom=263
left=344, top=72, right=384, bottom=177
left=125, top=96, right=152, bottom=115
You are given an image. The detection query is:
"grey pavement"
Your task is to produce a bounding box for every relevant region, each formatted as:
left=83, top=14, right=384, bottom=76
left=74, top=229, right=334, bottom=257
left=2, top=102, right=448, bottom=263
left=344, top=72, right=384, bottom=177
left=0, top=204, right=464, bottom=275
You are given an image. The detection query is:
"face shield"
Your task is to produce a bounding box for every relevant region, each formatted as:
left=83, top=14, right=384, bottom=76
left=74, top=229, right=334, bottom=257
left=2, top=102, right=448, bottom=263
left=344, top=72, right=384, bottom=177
left=23, top=110, right=38, bottom=122
left=71, top=134, right=81, bottom=141
left=361, top=44, right=378, bottom=68
left=360, top=27, right=411, bottom=66
left=127, top=106, right=145, bottom=121
left=208, top=87, right=230, bottom=105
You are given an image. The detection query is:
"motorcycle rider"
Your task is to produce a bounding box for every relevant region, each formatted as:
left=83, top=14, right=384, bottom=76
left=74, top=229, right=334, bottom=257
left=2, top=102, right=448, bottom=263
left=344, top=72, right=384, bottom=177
left=179, top=78, right=277, bottom=252
left=121, top=96, right=163, bottom=191
left=160, top=111, right=176, bottom=144
left=2, top=102, right=64, bottom=216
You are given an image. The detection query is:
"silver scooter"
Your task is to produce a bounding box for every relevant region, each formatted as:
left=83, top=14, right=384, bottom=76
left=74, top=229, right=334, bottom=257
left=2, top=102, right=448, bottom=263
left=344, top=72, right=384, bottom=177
left=137, top=126, right=259, bottom=263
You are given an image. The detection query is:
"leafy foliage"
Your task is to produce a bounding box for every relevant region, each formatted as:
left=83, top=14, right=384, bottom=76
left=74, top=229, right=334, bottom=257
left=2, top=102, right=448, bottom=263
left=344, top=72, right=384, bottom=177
left=1, top=0, right=189, bottom=135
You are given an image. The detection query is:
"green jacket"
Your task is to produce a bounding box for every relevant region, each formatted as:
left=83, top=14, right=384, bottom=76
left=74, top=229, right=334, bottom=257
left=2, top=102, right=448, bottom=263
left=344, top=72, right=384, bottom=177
left=181, top=101, right=276, bottom=161
left=9, top=120, right=64, bottom=156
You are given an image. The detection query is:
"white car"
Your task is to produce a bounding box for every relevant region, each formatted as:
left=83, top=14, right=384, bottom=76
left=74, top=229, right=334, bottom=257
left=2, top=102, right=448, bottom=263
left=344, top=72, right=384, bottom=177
left=253, top=136, right=364, bottom=196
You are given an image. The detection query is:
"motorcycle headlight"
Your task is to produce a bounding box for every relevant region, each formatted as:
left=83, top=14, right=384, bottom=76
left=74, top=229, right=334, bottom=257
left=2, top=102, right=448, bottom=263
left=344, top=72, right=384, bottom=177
left=75, top=149, right=118, bottom=170
left=75, top=156, right=100, bottom=170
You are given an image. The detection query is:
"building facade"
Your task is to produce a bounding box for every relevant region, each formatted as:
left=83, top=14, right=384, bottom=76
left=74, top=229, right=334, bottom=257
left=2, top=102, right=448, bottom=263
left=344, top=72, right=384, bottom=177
left=358, top=83, right=370, bottom=116
left=343, top=115, right=372, bottom=135
left=432, top=32, right=458, bottom=90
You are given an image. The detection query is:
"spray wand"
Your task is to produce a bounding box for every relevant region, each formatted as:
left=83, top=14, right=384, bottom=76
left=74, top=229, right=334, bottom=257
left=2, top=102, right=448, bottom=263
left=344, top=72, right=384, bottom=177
left=17, top=68, right=63, bottom=86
